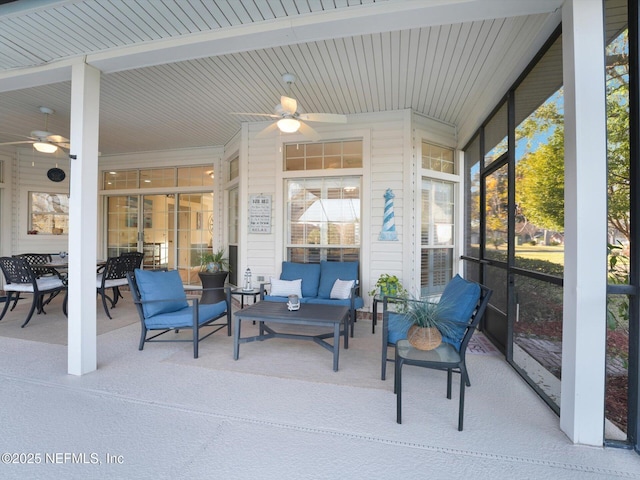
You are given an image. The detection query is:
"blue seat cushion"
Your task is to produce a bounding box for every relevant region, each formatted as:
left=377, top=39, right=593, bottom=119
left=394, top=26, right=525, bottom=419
left=144, top=300, right=226, bottom=329
left=438, top=274, right=481, bottom=350
left=134, top=269, right=188, bottom=319
left=387, top=313, right=413, bottom=345
left=263, top=295, right=314, bottom=304
left=306, top=296, right=364, bottom=309
left=317, top=261, right=358, bottom=299
left=281, top=262, right=321, bottom=298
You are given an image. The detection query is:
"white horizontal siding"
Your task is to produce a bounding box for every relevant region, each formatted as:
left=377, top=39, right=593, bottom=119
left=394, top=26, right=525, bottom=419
left=368, top=112, right=407, bottom=303
left=243, top=124, right=278, bottom=282
left=238, top=109, right=459, bottom=306
left=13, top=149, right=72, bottom=256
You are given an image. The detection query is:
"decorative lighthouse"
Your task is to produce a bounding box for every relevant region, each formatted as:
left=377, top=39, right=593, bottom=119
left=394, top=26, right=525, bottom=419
left=379, top=188, right=398, bottom=241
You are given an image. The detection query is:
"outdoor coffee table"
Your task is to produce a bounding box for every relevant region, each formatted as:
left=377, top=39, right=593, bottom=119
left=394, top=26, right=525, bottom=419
left=233, top=302, right=350, bottom=371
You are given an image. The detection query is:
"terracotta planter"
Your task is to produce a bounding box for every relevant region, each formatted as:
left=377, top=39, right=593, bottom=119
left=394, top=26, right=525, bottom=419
left=407, top=325, right=442, bottom=350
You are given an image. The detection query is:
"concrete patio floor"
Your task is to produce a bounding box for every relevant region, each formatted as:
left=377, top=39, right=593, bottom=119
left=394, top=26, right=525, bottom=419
left=0, top=293, right=638, bottom=479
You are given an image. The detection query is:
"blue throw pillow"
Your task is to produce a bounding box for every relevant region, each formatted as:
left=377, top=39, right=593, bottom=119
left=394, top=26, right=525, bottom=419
left=281, top=262, right=321, bottom=298
left=317, top=261, right=358, bottom=299
left=438, top=274, right=481, bottom=350
left=134, top=269, right=188, bottom=318
left=387, top=313, right=413, bottom=345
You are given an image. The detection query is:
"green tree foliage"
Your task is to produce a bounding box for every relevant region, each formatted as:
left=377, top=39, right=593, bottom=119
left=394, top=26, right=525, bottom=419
left=485, top=169, right=509, bottom=248
left=515, top=25, right=630, bottom=241
left=606, top=31, right=630, bottom=241
left=516, top=117, right=565, bottom=233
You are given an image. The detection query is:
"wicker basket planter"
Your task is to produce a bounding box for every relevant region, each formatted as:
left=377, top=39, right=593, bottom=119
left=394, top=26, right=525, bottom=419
left=407, top=325, right=442, bottom=350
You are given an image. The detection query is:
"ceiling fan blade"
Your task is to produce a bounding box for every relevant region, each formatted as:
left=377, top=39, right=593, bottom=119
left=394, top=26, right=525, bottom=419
left=230, top=112, right=280, bottom=119
left=0, top=140, right=34, bottom=146
left=297, top=121, right=321, bottom=142
left=280, top=96, right=297, bottom=115
left=46, top=134, right=69, bottom=143
left=298, top=113, right=347, bottom=123
left=255, top=122, right=280, bottom=138
left=0, top=131, right=35, bottom=140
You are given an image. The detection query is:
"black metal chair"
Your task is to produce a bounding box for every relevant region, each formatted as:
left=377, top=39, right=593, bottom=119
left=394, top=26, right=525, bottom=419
left=0, top=256, right=67, bottom=327
left=12, top=253, right=64, bottom=308
left=113, top=252, right=144, bottom=302
left=96, top=256, right=131, bottom=319
left=393, top=284, right=492, bottom=431
left=13, top=253, right=58, bottom=278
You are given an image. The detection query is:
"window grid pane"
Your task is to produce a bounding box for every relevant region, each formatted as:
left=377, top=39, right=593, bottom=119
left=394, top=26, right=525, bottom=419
left=103, top=170, right=138, bottom=190
left=177, top=166, right=214, bottom=187
left=229, top=157, right=239, bottom=180
left=140, top=168, right=175, bottom=188
left=286, top=177, right=361, bottom=262
left=284, top=140, right=363, bottom=171
left=422, top=142, right=455, bottom=174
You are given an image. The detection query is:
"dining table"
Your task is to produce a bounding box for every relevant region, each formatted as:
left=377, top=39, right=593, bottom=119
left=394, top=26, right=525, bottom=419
left=42, top=259, right=108, bottom=316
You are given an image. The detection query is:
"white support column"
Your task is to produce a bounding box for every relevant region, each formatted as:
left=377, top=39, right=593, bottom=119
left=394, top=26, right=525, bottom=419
left=560, top=0, right=607, bottom=445
left=67, top=62, right=101, bottom=376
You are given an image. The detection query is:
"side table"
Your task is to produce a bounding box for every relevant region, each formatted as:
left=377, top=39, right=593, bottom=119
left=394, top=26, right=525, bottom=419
left=231, top=287, right=260, bottom=308
left=371, top=294, right=404, bottom=334
left=198, top=271, right=228, bottom=304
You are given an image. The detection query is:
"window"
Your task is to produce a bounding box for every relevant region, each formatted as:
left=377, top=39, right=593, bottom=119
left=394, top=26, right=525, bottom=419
left=422, top=141, right=455, bottom=174
left=284, top=140, right=362, bottom=171
left=229, top=156, right=239, bottom=180
left=103, top=166, right=214, bottom=190
left=421, top=178, right=454, bottom=296
left=29, top=192, right=69, bottom=235
left=286, top=177, right=360, bottom=263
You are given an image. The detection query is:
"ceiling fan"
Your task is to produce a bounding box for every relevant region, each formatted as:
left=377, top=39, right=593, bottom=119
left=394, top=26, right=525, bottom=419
left=0, top=106, right=70, bottom=153
left=231, top=73, right=347, bottom=141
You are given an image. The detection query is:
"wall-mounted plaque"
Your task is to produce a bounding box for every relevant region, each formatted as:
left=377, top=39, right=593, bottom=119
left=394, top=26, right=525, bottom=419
left=249, top=195, right=271, bottom=234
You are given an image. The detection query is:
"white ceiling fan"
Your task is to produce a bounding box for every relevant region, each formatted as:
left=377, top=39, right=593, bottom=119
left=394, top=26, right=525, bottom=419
left=231, top=73, right=347, bottom=141
left=0, top=106, right=70, bottom=153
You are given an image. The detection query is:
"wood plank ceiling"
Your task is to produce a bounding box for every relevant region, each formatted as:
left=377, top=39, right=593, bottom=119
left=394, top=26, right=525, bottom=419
left=0, top=0, right=567, bottom=156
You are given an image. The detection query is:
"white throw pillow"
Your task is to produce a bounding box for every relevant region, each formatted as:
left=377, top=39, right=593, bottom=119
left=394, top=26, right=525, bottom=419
left=330, top=279, right=354, bottom=300
left=270, top=277, right=302, bottom=297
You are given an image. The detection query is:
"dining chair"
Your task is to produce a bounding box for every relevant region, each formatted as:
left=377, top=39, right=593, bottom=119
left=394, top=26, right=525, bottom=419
left=96, top=256, right=134, bottom=319
left=111, top=252, right=144, bottom=303
left=13, top=253, right=57, bottom=278
left=393, top=283, right=492, bottom=431
left=0, top=256, right=67, bottom=327
left=12, top=253, right=64, bottom=309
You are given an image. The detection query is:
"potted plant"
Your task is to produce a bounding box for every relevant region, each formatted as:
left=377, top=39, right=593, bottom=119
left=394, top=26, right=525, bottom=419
left=200, top=247, right=230, bottom=272
left=405, top=298, right=457, bottom=350
left=198, top=248, right=230, bottom=304
left=369, top=273, right=408, bottom=299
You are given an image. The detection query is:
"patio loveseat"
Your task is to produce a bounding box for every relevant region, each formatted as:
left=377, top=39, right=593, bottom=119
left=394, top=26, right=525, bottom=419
left=260, top=261, right=364, bottom=336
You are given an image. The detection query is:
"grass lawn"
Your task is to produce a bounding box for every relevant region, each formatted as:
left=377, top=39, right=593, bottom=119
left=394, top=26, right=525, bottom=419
left=514, top=244, right=564, bottom=265
left=483, top=244, right=565, bottom=266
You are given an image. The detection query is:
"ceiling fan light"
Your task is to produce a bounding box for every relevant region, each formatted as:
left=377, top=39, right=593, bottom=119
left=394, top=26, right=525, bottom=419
left=33, top=142, right=58, bottom=153
left=277, top=118, right=300, bottom=133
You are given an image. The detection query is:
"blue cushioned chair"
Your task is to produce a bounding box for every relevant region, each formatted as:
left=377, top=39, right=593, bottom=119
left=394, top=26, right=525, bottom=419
left=394, top=284, right=492, bottom=431
left=127, top=269, right=231, bottom=358
left=381, top=274, right=486, bottom=380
